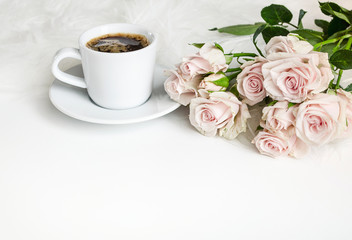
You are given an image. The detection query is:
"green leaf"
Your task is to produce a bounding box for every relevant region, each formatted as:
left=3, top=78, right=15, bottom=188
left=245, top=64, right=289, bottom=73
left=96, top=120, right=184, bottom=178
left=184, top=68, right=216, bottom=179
left=267, top=100, right=278, bottom=106
left=264, top=96, right=273, bottom=104
left=334, top=12, right=352, bottom=24
left=287, top=102, right=297, bottom=109
left=225, top=54, right=233, bottom=65
left=291, top=29, right=324, bottom=45
left=262, top=26, right=290, bottom=43
left=189, top=43, right=205, bottom=48
left=212, top=75, right=229, bottom=88
left=253, top=24, right=266, bottom=41
left=227, top=71, right=242, bottom=81
left=298, top=9, right=307, bottom=29
left=252, top=23, right=267, bottom=56
left=330, top=49, right=352, bottom=70
left=327, top=88, right=337, bottom=95
left=319, top=2, right=352, bottom=24
left=256, top=125, right=264, bottom=131
left=214, top=42, right=224, bottom=52
left=344, top=83, right=352, bottom=92
left=327, top=28, right=352, bottom=40
left=229, top=84, right=240, bottom=98
left=320, top=2, right=347, bottom=15
left=332, top=39, right=350, bottom=53
left=315, top=19, right=329, bottom=35
left=327, top=17, right=350, bottom=37
left=214, top=22, right=265, bottom=36
left=261, top=4, right=293, bottom=25
left=321, top=42, right=339, bottom=57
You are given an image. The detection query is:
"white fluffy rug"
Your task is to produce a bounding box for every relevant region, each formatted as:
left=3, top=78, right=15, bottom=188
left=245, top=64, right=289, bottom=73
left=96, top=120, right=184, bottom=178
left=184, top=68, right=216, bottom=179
left=1, top=0, right=350, bottom=98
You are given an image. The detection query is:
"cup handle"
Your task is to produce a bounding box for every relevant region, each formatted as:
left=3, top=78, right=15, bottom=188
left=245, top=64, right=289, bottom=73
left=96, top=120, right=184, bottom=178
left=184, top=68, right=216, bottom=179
left=51, top=48, right=87, bottom=88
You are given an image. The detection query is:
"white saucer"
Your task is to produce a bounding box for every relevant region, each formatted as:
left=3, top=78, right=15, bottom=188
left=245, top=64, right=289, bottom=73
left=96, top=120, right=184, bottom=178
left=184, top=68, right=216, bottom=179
left=49, top=64, right=181, bottom=124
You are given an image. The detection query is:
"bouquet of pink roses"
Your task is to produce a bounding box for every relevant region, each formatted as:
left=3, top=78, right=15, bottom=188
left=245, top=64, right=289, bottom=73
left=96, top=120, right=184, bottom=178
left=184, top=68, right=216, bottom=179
left=164, top=2, right=352, bottom=158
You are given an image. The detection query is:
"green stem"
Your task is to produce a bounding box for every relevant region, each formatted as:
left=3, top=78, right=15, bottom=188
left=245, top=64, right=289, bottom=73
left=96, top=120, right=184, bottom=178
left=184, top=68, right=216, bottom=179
left=287, top=22, right=299, bottom=29
left=236, top=57, right=243, bottom=65
left=226, top=67, right=241, bottom=72
left=314, top=38, right=339, bottom=50
left=345, top=38, right=352, bottom=50
left=314, top=34, right=352, bottom=51
left=253, top=40, right=265, bottom=57
left=335, top=69, right=343, bottom=90
left=231, top=52, right=257, bottom=57
left=227, top=70, right=242, bottom=80
left=333, top=38, right=344, bottom=53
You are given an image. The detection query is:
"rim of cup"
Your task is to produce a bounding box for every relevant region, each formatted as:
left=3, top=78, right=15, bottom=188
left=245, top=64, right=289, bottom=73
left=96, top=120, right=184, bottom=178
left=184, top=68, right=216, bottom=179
left=79, top=23, right=157, bottom=55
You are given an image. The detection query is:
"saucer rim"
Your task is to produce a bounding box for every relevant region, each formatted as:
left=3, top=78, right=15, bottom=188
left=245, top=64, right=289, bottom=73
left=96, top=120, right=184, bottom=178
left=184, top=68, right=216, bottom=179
left=49, top=64, right=181, bottom=124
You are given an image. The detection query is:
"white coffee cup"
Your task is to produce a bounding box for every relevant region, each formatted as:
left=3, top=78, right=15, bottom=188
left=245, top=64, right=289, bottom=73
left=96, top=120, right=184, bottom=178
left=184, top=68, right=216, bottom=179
left=52, top=23, right=157, bottom=109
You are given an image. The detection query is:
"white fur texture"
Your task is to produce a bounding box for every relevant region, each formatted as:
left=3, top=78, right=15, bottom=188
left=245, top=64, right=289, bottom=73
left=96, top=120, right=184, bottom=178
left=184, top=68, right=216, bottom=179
left=0, top=0, right=351, bottom=148
left=0, top=0, right=350, bottom=94
left=0, top=0, right=350, bottom=148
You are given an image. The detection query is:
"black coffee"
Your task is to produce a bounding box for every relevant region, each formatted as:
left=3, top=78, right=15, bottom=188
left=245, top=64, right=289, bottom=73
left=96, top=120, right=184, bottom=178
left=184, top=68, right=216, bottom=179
left=86, top=33, right=149, bottom=53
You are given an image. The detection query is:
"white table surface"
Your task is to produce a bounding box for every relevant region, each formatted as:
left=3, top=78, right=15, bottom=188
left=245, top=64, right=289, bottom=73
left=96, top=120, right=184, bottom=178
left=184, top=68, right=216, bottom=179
left=1, top=0, right=352, bottom=239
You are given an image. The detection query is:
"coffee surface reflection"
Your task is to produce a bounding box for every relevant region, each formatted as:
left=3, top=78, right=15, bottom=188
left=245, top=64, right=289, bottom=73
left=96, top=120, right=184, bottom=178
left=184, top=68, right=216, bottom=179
left=86, top=33, right=149, bottom=53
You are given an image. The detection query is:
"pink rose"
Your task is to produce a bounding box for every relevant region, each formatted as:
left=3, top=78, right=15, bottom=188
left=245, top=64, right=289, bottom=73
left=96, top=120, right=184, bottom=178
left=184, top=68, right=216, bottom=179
left=262, top=52, right=333, bottom=103
left=198, top=73, right=227, bottom=92
left=289, top=133, right=310, bottom=158
left=260, top=101, right=296, bottom=132
left=179, top=56, right=213, bottom=76
left=164, top=70, right=201, bottom=106
left=294, top=93, right=343, bottom=145
left=265, top=34, right=313, bottom=55
left=253, top=127, right=309, bottom=158
left=178, top=43, right=228, bottom=77
left=189, top=92, right=250, bottom=139
left=316, top=51, right=334, bottom=85
left=252, top=129, right=294, bottom=158
left=199, top=43, right=228, bottom=73
left=337, top=89, right=352, bottom=138
left=236, top=57, right=267, bottom=106
left=219, top=100, right=250, bottom=140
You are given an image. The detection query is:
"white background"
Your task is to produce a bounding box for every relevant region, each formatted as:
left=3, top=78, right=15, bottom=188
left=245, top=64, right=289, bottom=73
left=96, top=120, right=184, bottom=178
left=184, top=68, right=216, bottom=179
left=1, top=0, right=352, bottom=239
